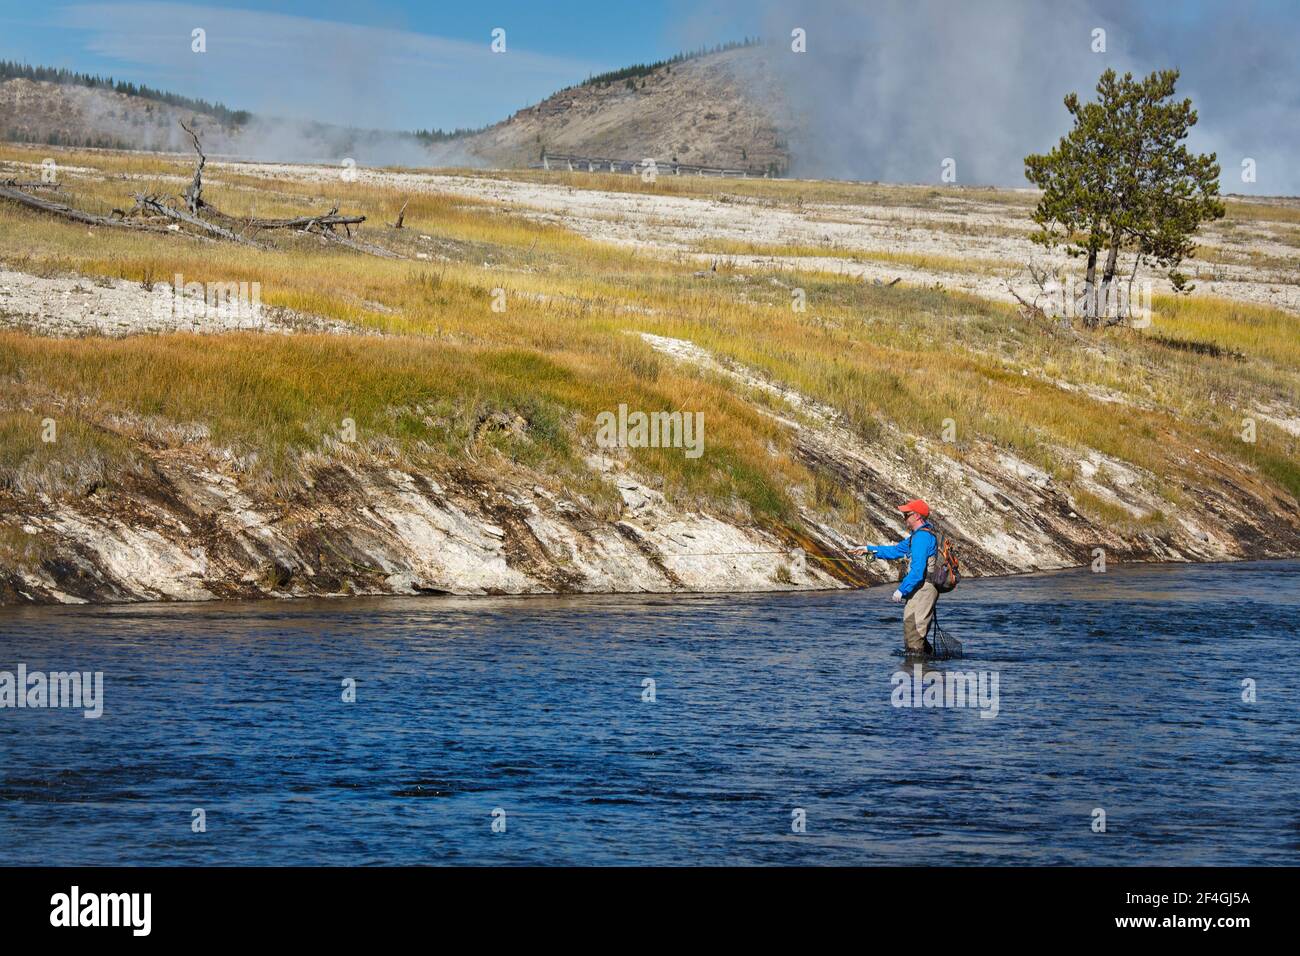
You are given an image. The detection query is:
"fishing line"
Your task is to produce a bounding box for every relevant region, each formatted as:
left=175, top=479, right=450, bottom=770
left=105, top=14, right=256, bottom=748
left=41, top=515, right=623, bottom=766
left=657, top=550, right=866, bottom=562
left=650, top=549, right=965, bottom=659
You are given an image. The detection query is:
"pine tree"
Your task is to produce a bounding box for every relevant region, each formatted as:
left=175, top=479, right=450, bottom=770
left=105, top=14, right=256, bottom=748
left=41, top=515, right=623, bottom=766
left=1025, top=69, right=1224, bottom=325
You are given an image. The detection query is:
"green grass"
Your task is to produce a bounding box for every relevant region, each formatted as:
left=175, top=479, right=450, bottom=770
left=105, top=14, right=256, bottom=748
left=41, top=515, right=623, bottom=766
left=0, top=409, right=140, bottom=496
left=1, top=143, right=1298, bottom=534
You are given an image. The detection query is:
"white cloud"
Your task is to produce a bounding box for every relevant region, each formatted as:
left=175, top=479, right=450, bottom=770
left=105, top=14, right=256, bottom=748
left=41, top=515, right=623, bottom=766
left=62, top=2, right=606, bottom=130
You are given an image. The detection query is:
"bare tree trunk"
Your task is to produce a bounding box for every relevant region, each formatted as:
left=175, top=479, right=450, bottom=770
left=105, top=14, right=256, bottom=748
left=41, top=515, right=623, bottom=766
left=1098, top=237, right=1121, bottom=322
left=0, top=179, right=61, bottom=190
left=315, top=229, right=403, bottom=259
left=180, top=121, right=206, bottom=215
left=1122, top=252, right=1142, bottom=325
left=1082, top=247, right=1099, bottom=326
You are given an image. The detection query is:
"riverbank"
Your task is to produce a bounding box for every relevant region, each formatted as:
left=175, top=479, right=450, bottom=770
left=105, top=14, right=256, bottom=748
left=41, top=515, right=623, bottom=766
left=3, top=398, right=1295, bottom=604
left=2, top=146, right=1298, bottom=605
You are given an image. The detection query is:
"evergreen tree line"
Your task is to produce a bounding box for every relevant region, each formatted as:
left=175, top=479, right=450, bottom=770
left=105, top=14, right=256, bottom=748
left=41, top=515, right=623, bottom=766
left=0, top=60, right=251, bottom=126
left=410, top=125, right=489, bottom=143
left=577, top=37, right=763, bottom=90
left=3, top=127, right=133, bottom=149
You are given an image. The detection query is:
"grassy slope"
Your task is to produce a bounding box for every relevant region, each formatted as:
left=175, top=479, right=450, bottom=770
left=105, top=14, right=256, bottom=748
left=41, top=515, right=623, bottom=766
left=1, top=144, right=1297, bottom=551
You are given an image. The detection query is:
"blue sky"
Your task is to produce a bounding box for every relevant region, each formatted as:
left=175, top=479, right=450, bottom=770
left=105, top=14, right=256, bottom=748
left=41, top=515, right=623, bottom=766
left=1, top=1, right=1297, bottom=191
left=0, top=1, right=764, bottom=129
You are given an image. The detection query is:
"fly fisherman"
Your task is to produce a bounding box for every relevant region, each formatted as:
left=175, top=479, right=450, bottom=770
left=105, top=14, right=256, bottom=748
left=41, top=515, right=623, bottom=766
left=850, top=499, right=939, bottom=655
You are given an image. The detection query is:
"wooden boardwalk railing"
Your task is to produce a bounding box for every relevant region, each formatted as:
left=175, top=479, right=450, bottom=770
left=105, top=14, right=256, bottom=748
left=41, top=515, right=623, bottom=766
left=529, top=153, right=776, bottom=178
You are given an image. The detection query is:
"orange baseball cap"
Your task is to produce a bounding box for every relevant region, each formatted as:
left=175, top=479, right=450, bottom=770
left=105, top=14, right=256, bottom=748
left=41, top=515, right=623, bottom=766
left=898, top=498, right=930, bottom=517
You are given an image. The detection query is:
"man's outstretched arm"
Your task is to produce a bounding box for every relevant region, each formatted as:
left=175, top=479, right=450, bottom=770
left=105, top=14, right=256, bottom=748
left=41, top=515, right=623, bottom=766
left=850, top=538, right=909, bottom=560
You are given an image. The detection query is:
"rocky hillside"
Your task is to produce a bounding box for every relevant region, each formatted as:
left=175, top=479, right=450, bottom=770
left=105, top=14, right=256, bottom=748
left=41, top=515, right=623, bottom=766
left=0, top=77, right=242, bottom=152
left=2, top=291, right=1294, bottom=605
left=452, top=46, right=792, bottom=174
left=2, top=46, right=794, bottom=172
left=2, top=148, right=1297, bottom=606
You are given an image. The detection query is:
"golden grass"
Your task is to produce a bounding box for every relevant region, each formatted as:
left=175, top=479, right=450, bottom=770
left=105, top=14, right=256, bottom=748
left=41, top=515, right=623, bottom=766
left=0, top=326, right=803, bottom=518
left=1148, top=294, right=1300, bottom=368
left=2, top=144, right=1298, bottom=529
left=0, top=521, right=52, bottom=570
left=1223, top=197, right=1300, bottom=226
left=692, top=238, right=1011, bottom=276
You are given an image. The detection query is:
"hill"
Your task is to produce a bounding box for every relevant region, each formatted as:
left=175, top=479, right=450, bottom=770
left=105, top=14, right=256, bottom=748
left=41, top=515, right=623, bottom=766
left=2, top=45, right=794, bottom=174
left=441, top=45, right=794, bottom=174
left=0, top=75, right=243, bottom=152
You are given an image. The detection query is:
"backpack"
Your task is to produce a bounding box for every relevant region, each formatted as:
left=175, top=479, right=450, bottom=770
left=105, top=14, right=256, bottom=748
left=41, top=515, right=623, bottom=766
left=925, top=524, right=961, bottom=593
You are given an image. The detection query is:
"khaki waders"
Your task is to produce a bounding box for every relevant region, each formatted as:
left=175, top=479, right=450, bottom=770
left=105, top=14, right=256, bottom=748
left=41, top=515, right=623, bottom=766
left=901, top=547, right=939, bottom=653
left=902, top=583, right=939, bottom=653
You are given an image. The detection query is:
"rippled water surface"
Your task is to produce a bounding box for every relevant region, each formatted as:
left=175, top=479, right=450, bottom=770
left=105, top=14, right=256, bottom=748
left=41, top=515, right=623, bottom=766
left=1, top=560, right=1297, bottom=865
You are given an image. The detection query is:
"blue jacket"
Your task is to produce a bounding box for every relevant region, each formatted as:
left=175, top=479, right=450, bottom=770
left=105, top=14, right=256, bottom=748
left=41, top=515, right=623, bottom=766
left=870, top=523, right=936, bottom=599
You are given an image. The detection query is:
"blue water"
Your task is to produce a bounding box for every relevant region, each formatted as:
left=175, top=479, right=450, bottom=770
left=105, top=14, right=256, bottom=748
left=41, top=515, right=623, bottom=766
left=1, top=560, right=1297, bottom=865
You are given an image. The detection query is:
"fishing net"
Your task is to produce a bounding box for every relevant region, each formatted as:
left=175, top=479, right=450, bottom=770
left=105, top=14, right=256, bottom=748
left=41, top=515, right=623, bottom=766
left=927, top=615, right=963, bottom=660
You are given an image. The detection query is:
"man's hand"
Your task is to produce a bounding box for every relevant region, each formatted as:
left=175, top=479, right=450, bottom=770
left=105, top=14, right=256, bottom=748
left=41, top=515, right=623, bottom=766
left=848, top=546, right=875, bottom=555
left=891, top=589, right=904, bottom=603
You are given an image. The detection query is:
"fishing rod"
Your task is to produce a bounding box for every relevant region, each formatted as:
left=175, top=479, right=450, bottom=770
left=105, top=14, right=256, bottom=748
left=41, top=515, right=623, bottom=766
left=658, top=549, right=867, bottom=563
left=532, top=517, right=875, bottom=564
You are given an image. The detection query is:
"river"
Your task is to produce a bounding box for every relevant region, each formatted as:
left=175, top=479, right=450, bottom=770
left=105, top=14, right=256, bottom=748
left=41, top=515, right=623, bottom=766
left=1, top=559, right=1296, bottom=865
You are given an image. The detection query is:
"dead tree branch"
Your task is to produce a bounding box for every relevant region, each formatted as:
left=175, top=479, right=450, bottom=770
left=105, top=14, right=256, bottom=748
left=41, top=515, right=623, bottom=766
left=180, top=120, right=206, bottom=214
left=1006, top=280, right=1048, bottom=321
left=131, top=194, right=264, bottom=247
left=1006, top=260, right=1066, bottom=331
left=0, top=179, right=62, bottom=190
left=389, top=199, right=409, bottom=229
left=195, top=198, right=366, bottom=234
left=246, top=210, right=367, bottom=231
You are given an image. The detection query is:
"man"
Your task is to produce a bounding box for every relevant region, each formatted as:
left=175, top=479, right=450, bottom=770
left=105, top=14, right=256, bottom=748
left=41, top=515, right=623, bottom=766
left=850, top=499, right=939, bottom=655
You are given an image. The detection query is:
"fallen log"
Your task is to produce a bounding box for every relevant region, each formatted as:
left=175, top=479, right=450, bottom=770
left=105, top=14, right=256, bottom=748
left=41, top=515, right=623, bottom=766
left=316, top=228, right=403, bottom=259
left=0, top=179, right=62, bottom=190
left=0, top=183, right=168, bottom=232
left=248, top=211, right=366, bottom=230
left=196, top=199, right=365, bottom=233
left=131, top=194, right=264, bottom=247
